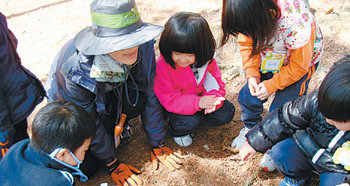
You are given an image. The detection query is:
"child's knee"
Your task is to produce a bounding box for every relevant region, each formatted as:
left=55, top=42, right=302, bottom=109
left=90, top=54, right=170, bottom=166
left=210, top=99, right=235, bottom=123
left=216, top=100, right=235, bottom=124
left=169, top=116, right=200, bottom=132
left=238, top=85, right=261, bottom=106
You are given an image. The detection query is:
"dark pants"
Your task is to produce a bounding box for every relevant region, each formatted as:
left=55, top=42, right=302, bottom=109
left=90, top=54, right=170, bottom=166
left=268, top=138, right=347, bottom=185
left=238, top=65, right=317, bottom=128
left=81, top=87, right=146, bottom=177
left=167, top=100, right=235, bottom=137
left=0, top=119, right=28, bottom=160
left=11, top=120, right=29, bottom=145
left=103, top=87, right=146, bottom=134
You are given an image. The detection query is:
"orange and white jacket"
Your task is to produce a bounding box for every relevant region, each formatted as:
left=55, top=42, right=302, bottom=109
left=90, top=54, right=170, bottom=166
left=239, top=0, right=323, bottom=95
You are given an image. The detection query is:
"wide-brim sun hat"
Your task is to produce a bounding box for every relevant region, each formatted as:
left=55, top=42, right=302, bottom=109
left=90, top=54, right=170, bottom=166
left=74, top=0, right=163, bottom=55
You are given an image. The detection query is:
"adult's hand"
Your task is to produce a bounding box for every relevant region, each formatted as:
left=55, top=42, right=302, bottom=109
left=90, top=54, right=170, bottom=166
left=110, top=162, right=143, bottom=186
left=151, top=146, right=184, bottom=171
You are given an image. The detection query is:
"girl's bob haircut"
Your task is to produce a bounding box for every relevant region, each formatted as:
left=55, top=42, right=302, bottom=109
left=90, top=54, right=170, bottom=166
left=318, top=56, right=350, bottom=122
left=159, top=12, right=216, bottom=69
left=220, top=0, right=280, bottom=57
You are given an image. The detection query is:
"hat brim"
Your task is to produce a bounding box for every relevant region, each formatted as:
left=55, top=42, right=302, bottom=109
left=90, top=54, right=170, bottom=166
left=74, top=23, right=163, bottom=55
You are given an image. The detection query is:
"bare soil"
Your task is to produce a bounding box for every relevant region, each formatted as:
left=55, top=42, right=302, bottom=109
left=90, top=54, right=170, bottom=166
left=2, top=0, right=350, bottom=185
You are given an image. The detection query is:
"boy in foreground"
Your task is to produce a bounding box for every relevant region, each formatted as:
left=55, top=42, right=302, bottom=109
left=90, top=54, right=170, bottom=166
left=0, top=101, right=95, bottom=185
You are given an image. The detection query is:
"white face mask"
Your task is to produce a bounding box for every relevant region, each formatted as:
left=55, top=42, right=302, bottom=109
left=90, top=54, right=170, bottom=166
left=49, top=148, right=88, bottom=182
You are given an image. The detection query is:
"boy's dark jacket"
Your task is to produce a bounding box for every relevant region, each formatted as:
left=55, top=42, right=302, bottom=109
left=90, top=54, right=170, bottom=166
left=0, top=13, right=45, bottom=145
left=247, top=90, right=350, bottom=173
left=0, top=139, right=75, bottom=185
left=45, top=39, right=166, bottom=164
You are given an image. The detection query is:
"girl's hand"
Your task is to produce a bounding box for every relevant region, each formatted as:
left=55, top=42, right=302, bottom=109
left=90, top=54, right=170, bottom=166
left=199, top=95, right=225, bottom=110
left=255, top=82, right=270, bottom=100
left=239, top=143, right=257, bottom=162
left=248, top=77, right=260, bottom=96
left=204, top=106, right=216, bottom=115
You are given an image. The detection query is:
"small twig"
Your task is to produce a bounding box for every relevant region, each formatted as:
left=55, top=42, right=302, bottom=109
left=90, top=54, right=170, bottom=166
left=243, top=168, right=260, bottom=186
left=222, top=133, right=259, bottom=185
left=222, top=137, right=240, bottom=154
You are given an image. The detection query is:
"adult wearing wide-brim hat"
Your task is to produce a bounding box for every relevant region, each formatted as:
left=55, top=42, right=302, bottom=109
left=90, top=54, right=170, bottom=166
left=45, top=0, right=183, bottom=185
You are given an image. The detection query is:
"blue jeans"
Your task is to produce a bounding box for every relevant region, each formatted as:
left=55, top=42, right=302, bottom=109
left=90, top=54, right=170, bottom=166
left=167, top=99, right=235, bottom=137
left=238, top=65, right=317, bottom=128
left=269, top=138, right=347, bottom=185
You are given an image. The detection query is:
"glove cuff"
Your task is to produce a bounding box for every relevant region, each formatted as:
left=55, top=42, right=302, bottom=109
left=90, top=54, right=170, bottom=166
left=151, top=144, right=165, bottom=149
left=108, top=160, right=121, bottom=173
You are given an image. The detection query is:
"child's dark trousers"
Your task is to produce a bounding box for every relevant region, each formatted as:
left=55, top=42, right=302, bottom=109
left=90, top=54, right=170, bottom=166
left=238, top=64, right=317, bottom=129
left=268, top=138, right=347, bottom=185
left=167, top=99, right=235, bottom=137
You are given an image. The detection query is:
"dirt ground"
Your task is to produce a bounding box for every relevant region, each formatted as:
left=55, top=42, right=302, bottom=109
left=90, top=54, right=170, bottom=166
left=2, top=0, right=350, bottom=185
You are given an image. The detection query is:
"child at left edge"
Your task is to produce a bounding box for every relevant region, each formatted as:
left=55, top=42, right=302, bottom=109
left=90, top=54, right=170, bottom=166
left=154, top=12, right=235, bottom=147
left=0, top=100, right=95, bottom=185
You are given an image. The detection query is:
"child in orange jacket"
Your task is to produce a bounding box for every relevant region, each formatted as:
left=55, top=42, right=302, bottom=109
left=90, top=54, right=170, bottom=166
left=220, top=0, right=323, bottom=169
left=221, top=0, right=323, bottom=151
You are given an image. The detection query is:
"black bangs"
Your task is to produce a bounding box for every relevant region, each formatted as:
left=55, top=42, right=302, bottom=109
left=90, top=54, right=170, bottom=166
left=318, top=59, right=350, bottom=122
left=159, top=12, right=216, bottom=69
left=167, top=21, right=197, bottom=54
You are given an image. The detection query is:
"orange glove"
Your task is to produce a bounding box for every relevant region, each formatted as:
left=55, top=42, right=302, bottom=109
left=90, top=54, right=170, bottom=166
left=151, top=146, right=184, bottom=171
left=109, top=161, right=142, bottom=186
left=0, top=140, right=9, bottom=159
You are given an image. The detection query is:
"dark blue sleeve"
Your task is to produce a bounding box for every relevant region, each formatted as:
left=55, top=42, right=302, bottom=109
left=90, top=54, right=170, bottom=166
left=0, top=90, right=11, bottom=151
left=0, top=14, right=15, bottom=143
left=60, top=76, right=118, bottom=164
left=139, top=41, right=166, bottom=147
left=46, top=40, right=118, bottom=164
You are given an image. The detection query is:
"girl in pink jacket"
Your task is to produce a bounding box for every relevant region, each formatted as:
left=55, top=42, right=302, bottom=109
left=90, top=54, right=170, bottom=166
left=154, top=12, right=235, bottom=147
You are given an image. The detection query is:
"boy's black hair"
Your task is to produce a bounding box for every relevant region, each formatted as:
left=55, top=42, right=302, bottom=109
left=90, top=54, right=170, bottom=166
left=318, top=55, right=350, bottom=122
left=159, top=12, right=216, bottom=69
left=30, top=100, right=95, bottom=153
left=220, top=0, right=280, bottom=58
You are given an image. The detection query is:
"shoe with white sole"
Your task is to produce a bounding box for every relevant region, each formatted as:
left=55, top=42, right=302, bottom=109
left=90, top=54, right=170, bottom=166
left=231, top=127, right=250, bottom=149
left=173, top=134, right=193, bottom=147
left=260, top=153, right=276, bottom=172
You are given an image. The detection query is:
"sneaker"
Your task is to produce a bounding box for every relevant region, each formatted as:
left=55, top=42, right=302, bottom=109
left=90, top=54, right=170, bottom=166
left=231, top=127, right=250, bottom=148
left=260, top=153, right=276, bottom=172
left=279, top=176, right=309, bottom=186
left=173, top=134, right=193, bottom=147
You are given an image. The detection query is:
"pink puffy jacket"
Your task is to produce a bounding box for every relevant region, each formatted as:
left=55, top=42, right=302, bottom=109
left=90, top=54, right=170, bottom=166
left=154, top=56, right=226, bottom=115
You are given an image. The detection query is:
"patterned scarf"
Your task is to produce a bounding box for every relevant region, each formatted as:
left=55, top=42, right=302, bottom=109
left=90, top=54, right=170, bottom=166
left=90, top=54, right=128, bottom=82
